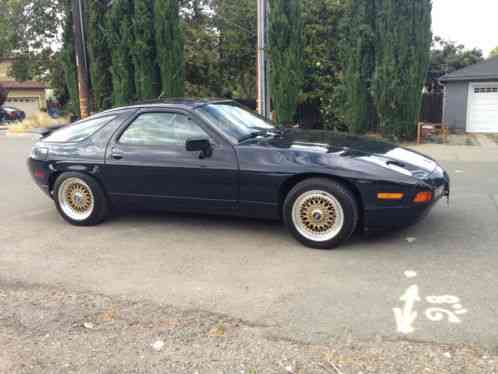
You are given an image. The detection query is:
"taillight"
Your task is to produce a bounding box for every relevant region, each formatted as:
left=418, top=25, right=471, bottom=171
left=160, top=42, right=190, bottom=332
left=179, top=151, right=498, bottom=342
left=413, top=191, right=433, bottom=203
left=34, top=170, right=45, bottom=178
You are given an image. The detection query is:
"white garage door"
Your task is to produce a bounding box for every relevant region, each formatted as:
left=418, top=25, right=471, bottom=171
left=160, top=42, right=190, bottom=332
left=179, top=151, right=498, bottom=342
left=467, top=83, right=498, bottom=133
left=5, top=97, right=40, bottom=117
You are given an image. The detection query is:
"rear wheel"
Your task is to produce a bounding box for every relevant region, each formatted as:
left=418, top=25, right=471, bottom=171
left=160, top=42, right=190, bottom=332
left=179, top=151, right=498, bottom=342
left=54, top=172, right=109, bottom=226
left=283, top=178, right=359, bottom=249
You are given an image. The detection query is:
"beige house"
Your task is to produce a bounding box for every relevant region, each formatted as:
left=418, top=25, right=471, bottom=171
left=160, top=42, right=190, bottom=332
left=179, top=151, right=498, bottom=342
left=0, top=59, right=47, bottom=117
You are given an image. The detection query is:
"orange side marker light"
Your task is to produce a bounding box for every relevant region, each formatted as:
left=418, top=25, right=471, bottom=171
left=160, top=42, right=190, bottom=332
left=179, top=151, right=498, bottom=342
left=413, top=191, right=433, bottom=203
left=377, top=193, right=404, bottom=200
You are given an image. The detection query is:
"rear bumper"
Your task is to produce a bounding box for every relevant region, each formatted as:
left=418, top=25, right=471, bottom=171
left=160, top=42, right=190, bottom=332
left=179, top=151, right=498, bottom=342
left=27, top=157, right=52, bottom=198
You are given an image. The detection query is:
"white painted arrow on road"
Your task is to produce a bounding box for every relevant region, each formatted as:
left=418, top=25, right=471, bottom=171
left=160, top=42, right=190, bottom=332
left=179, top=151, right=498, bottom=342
left=393, top=285, right=421, bottom=334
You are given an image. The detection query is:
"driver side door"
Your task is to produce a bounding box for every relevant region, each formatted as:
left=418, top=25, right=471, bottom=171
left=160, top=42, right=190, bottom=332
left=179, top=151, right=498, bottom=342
left=102, top=109, right=239, bottom=214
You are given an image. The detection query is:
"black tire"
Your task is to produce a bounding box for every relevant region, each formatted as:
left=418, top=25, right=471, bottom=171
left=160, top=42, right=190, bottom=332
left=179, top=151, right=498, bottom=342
left=283, top=178, right=359, bottom=250
left=53, top=172, right=109, bottom=226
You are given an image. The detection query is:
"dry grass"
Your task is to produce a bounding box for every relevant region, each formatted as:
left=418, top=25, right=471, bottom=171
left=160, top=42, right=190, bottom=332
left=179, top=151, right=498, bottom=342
left=7, top=113, right=69, bottom=134
left=486, top=133, right=498, bottom=144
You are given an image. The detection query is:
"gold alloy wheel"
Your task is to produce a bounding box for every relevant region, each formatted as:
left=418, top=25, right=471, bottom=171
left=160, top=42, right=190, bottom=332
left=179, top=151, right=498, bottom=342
left=58, top=178, right=95, bottom=221
left=291, top=190, right=345, bottom=242
left=300, top=196, right=337, bottom=233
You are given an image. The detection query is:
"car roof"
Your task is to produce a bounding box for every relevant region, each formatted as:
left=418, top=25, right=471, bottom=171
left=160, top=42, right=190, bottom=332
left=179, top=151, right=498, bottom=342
left=100, top=98, right=234, bottom=115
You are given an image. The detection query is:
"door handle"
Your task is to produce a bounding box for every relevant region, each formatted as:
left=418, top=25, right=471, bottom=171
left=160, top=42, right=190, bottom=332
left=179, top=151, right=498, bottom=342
left=111, top=150, right=123, bottom=160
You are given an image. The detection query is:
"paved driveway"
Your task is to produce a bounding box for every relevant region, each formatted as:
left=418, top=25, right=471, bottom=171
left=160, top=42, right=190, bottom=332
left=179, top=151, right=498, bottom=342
left=1, top=136, right=497, bottom=350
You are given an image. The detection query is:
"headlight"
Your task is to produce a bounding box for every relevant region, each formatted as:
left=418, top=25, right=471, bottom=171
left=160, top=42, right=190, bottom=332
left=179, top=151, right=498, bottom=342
left=360, top=155, right=412, bottom=176
left=360, top=155, right=431, bottom=179
left=411, top=170, right=431, bottom=180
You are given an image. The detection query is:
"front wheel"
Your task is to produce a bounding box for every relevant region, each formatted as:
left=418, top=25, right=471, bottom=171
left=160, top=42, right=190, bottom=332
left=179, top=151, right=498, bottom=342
left=53, top=172, right=109, bottom=226
left=283, top=178, right=359, bottom=249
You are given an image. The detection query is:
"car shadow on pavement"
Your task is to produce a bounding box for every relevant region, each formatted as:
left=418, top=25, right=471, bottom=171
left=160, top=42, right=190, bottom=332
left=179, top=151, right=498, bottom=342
left=107, top=209, right=418, bottom=252
left=111, top=209, right=285, bottom=234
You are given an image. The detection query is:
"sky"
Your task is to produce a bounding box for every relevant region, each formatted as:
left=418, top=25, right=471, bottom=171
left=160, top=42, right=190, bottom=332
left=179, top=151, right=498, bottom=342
left=432, top=0, right=498, bottom=56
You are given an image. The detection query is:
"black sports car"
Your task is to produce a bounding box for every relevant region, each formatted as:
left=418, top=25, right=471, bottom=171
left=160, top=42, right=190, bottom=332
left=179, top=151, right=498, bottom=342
left=28, top=99, right=450, bottom=249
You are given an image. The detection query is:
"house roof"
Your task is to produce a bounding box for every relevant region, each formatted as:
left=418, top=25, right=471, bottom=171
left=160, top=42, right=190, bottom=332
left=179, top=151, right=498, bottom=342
left=440, top=56, right=498, bottom=83
left=0, top=80, right=47, bottom=90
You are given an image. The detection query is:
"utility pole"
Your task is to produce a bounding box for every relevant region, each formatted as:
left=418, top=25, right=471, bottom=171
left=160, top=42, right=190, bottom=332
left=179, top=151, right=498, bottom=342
left=72, top=0, right=90, bottom=118
left=257, top=0, right=270, bottom=120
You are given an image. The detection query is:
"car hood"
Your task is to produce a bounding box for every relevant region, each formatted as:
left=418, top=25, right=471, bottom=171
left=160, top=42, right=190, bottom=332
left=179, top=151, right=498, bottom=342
left=263, top=129, right=438, bottom=173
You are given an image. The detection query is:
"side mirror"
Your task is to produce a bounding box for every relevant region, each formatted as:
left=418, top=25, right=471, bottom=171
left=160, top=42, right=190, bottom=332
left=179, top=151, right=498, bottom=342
left=186, top=138, right=213, bottom=158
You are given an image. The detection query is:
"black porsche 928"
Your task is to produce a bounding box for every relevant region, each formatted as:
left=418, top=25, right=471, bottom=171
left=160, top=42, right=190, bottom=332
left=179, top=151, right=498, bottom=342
left=28, top=99, right=450, bottom=249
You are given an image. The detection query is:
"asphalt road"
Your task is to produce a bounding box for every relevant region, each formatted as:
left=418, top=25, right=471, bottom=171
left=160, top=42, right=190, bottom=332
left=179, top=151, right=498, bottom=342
left=1, top=136, right=497, bottom=351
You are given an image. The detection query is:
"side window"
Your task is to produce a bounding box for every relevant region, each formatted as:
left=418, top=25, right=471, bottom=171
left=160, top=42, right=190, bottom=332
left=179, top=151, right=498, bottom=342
left=44, top=115, right=116, bottom=143
left=119, top=112, right=208, bottom=146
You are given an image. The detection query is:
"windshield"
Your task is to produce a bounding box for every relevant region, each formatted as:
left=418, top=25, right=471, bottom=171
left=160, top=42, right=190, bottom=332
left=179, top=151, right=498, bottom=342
left=195, top=103, right=274, bottom=142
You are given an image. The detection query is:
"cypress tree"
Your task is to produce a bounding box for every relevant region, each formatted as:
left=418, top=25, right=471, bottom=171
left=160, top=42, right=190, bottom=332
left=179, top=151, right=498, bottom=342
left=214, top=0, right=257, bottom=98
left=269, top=0, right=304, bottom=125
left=86, top=0, right=113, bottom=111
left=338, top=0, right=376, bottom=134
left=133, top=0, right=161, bottom=99
left=372, top=0, right=432, bottom=139
left=154, top=0, right=185, bottom=97
left=302, top=0, right=345, bottom=130
left=107, top=0, right=136, bottom=106
left=61, top=0, right=79, bottom=116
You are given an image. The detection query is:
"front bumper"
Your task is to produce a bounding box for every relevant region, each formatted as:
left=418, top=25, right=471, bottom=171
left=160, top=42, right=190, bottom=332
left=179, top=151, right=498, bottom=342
left=364, top=165, right=450, bottom=231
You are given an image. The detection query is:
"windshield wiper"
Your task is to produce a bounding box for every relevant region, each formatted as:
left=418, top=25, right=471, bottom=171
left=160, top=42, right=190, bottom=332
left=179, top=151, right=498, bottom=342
left=273, top=127, right=290, bottom=136
left=238, top=130, right=270, bottom=143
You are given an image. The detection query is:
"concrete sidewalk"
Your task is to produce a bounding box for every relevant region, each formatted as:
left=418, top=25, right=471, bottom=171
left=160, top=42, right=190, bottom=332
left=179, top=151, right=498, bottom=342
left=408, top=144, right=498, bottom=162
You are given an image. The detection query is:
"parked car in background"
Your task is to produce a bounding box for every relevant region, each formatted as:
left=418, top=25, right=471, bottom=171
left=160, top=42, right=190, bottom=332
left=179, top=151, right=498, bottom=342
left=28, top=99, right=450, bottom=249
left=0, top=106, right=26, bottom=122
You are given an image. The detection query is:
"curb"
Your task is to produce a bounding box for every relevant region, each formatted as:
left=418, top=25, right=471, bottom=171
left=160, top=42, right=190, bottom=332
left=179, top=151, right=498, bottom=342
left=4, top=132, right=40, bottom=139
